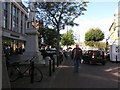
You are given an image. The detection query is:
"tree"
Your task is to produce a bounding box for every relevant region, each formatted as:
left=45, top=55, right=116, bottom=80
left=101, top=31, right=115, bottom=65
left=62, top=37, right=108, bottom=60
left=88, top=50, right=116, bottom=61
left=29, top=1, right=88, bottom=65
left=61, top=29, right=75, bottom=48
left=85, top=28, right=104, bottom=48
left=39, top=28, right=57, bottom=48
left=97, top=42, right=106, bottom=49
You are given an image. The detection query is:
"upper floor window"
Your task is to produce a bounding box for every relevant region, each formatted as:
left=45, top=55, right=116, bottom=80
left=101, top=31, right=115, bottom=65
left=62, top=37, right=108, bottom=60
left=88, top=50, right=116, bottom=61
left=11, top=5, right=19, bottom=32
left=25, top=15, right=28, bottom=30
left=21, top=12, right=23, bottom=34
left=3, top=15, right=7, bottom=28
left=13, top=6, right=16, bottom=16
left=3, top=2, right=7, bottom=11
left=2, top=2, right=7, bottom=29
left=118, top=30, right=120, bottom=37
left=12, top=20, right=15, bottom=30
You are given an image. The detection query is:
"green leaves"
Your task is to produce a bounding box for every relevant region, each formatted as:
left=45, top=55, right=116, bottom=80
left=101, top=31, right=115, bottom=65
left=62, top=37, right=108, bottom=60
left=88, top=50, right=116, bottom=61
left=39, top=28, right=57, bottom=47
left=85, top=28, right=104, bottom=42
left=61, top=29, right=75, bottom=46
left=33, top=1, right=88, bottom=55
left=85, top=28, right=105, bottom=48
left=35, top=1, right=88, bottom=29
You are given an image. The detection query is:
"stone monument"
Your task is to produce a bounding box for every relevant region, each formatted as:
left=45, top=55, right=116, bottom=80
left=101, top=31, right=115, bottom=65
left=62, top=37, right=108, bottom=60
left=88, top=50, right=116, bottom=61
left=24, top=1, right=43, bottom=63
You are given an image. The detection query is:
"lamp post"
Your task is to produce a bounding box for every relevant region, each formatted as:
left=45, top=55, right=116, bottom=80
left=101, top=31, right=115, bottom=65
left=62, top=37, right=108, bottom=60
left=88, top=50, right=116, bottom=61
left=105, top=32, right=114, bottom=60
left=67, top=24, right=68, bottom=51
left=105, top=39, right=108, bottom=52
left=106, top=32, right=114, bottom=52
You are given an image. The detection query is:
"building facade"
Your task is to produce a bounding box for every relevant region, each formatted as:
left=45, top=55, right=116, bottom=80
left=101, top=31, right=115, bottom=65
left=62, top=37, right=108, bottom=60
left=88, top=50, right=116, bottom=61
left=2, top=1, right=28, bottom=54
left=109, top=2, right=120, bottom=62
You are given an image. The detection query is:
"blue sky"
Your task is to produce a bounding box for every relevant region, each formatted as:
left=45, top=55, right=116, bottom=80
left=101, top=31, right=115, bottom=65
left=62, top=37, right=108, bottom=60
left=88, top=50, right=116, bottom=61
left=84, top=2, right=118, bottom=19
left=64, top=1, right=119, bottom=42
left=22, top=0, right=119, bottom=42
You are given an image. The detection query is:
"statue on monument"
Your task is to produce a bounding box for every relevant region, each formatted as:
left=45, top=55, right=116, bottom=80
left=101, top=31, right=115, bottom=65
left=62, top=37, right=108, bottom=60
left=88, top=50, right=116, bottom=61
left=28, top=1, right=38, bottom=29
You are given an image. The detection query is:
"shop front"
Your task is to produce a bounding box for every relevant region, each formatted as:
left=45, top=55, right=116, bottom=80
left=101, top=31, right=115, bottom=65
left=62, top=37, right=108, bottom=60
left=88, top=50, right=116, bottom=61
left=2, top=37, right=26, bottom=54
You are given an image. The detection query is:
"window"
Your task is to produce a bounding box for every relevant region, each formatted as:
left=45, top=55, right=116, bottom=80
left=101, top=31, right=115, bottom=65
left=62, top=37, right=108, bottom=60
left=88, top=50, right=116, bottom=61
left=3, top=2, right=7, bottom=10
left=16, top=9, right=19, bottom=31
left=3, top=15, right=7, bottom=28
left=21, top=20, right=23, bottom=34
left=12, top=20, right=15, bottom=31
left=13, top=6, right=16, bottom=16
left=3, top=2, right=7, bottom=28
left=24, top=15, right=27, bottom=30
left=118, top=30, right=120, bottom=37
left=118, top=45, right=120, bottom=52
left=11, top=5, right=19, bottom=32
left=21, top=12, right=23, bottom=34
left=12, top=5, right=17, bottom=31
left=116, top=46, right=118, bottom=52
left=11, top=4, right=13, bottom=30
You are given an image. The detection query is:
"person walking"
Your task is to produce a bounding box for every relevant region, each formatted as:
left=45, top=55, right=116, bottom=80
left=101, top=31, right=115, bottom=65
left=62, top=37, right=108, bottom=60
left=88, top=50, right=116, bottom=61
left=71, top=44, right=82, bottom=73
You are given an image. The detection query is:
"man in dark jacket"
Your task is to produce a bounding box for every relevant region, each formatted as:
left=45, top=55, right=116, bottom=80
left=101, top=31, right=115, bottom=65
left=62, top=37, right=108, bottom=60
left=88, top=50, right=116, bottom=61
left=71, top=44, right=82, bottom=73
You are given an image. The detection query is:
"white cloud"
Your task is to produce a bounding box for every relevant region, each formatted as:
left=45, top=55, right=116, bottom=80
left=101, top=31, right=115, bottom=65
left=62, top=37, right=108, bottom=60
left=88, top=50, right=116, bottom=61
left=72, top=16, right=114, bottom=42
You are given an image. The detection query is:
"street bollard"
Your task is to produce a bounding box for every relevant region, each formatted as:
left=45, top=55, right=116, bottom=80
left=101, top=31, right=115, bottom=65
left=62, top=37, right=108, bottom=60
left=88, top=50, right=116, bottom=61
left=57, top=55, right=59, bottom=67
left=49, top=59, right=52, bottom=76
left=53, top=54, right=57, bottom=64
left=52, top=58, right=55, bottom=72
left=45, top=56, right=50, bottom=66
left=30, top=61, right=34, bottom=83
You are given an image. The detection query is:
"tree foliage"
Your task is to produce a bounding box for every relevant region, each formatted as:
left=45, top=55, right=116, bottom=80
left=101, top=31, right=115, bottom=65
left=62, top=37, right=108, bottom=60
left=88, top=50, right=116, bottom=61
left=31, top=1, right=88, bottom=59
left=97, top=42, right=106, bottom=49
left=85, top=28, right=105, bottom=48
left=84, top=41, right=95, bottom=47
left=61, top=29, right=75, bottom=47
left=85, top=28, right=104, bottom=41
left=38, top=28, right=57, bottom=47
left=34, top=2, right=88, bottom=29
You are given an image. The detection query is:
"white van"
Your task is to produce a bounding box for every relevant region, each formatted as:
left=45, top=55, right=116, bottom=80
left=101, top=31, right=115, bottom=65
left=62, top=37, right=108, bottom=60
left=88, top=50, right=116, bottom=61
left=109, top=44, right=120, bottom=62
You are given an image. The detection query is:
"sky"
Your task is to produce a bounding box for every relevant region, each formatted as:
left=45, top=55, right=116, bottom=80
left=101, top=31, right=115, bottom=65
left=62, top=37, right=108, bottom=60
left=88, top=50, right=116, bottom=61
left=22, top=0, right=119, bottom=42
left=60, top=1, right=119, bottom=43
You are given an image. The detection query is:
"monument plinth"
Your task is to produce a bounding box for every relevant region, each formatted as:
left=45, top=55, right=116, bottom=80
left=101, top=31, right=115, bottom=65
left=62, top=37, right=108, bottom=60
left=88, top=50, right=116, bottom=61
left=24, top=28, right=43, bottom=63
left=25, top=28, right=39, bottom=55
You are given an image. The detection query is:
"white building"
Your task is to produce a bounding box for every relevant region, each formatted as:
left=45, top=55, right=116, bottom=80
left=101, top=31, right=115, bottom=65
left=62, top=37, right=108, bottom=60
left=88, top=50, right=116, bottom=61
left=109, top=2, right=120, bottom=62
left=1, top=1, right=28, bottom=53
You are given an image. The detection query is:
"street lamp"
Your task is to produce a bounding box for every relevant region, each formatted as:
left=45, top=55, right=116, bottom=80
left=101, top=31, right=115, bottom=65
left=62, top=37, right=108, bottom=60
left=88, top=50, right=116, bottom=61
left=106, top=32, right=114, bottom=52
left=105, top=32, right=114, bottom=60
left=67, top=24, right=68, bottom=51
